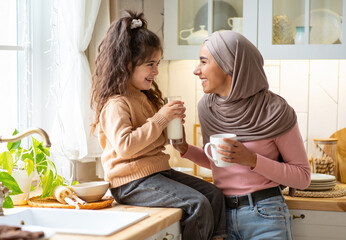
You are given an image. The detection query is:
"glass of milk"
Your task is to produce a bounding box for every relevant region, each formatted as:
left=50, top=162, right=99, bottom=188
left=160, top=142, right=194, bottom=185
left=164, top=96, right=183, bottom=144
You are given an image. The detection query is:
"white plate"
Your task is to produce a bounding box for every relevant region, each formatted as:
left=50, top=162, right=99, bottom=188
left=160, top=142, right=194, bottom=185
left=305, top=185, right=335, bottom=191
left=293, top=9, right=342, bottom=44
left=310, top=173, right=336, bottom=182
left=194, top=1, right=238, bottom=31
left=310, top=179, right=336, bottom=185
left=309, top=184, right=336, bottom=189
left=309, top=183, right=336, bottom=187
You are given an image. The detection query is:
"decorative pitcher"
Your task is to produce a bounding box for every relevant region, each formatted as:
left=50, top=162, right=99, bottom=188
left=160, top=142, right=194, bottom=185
left=179, top=25, right=208, bottom=45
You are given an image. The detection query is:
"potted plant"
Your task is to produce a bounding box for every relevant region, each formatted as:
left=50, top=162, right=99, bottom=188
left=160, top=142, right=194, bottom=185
left=0, top=129, right=66, bottom=207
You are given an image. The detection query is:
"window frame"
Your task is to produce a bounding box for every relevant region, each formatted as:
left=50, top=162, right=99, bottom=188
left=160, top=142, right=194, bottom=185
left=0, top=0, right=32, bottom=138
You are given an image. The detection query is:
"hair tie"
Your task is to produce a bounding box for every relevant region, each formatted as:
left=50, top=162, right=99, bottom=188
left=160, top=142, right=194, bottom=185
left=131, top=19, right=142, bottom=29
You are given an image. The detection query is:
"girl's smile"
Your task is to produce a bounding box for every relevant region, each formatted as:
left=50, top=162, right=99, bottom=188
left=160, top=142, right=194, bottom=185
left=130, top=50, right=162, bottom=91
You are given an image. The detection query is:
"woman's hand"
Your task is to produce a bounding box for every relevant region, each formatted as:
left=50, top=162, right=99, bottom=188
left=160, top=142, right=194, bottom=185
left=173, top=126, right=189, bottom=155
left=217, top=138, right=257, bottom=169
left=158, top=100, right=186, bottom=122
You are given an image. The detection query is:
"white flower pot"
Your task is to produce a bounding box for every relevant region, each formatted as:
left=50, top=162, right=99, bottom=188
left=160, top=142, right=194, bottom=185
left=10, top=170, right=34, bottom=205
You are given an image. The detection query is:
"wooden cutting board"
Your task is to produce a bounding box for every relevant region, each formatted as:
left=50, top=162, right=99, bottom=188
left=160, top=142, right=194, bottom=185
left=28, top=196, right=114, bottom=209
left=330, top=128, right=346, bottom=183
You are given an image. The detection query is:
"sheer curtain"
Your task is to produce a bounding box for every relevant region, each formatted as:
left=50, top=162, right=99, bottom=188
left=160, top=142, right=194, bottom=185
left=51, top=0, right=101, bottom=161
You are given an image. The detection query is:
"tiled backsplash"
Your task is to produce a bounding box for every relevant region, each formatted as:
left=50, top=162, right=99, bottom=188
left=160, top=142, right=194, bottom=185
left=157, top=59, right=346, bottom=168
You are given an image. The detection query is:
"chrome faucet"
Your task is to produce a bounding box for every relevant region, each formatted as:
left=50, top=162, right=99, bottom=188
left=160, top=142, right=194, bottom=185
left=0, top=127, right=51, bottom=148
left=0, top=182, right=10, bottom=216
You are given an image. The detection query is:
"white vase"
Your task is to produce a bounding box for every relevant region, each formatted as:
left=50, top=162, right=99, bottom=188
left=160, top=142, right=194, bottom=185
left=10, top=170, right=34, bottom=205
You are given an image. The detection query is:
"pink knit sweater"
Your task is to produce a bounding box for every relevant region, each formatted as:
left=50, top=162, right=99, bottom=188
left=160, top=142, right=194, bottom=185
left=183, top=123, right=311, bottom=196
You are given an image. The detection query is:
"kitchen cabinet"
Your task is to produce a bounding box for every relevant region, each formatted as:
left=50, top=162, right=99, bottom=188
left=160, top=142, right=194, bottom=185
left=163, top=0, right=346, bottom=60
left=145, top=222, right=181, bottom=240
left=285, top=187, right=346, bottom=240
left=163, top=0, right=253, bottom=59
left=290, top=209, right=346, bottom=240
left=258, top=0, right=346, bottom=59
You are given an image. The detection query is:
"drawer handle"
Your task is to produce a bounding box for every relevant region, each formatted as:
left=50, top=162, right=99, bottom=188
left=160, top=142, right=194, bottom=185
left=292, top=214, right=305, bottom=219
left=163, top=233, right=174, bottom=240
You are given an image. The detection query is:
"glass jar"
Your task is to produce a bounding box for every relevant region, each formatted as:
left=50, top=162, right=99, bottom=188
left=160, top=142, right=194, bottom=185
left=294, top=26, right=305, bottom=44
left=310, top=138, right=338, bottom=176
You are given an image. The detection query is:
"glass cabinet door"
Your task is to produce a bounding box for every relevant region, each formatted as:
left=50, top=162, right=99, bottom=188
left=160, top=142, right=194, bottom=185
left=178, top=0, right=208, bottom=46
left=258, top=0, right=345, bottom=59
left=164, top=0, right=245, bottom=59
left=178, top=0, right=243, bottom=46
left=272, top=0, right=305, bottom=45
left=272, top=0, right=343, bottom=45
left=309, top=0, right=343, bottom=45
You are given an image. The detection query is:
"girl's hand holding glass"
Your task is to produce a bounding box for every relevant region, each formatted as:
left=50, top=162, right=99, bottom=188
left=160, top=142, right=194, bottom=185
left=158, top=100, right=186, bottom=122
left=160, top=99, right=185, bottom=144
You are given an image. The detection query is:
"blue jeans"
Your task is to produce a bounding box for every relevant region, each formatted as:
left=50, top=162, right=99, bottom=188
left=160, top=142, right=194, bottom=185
left=110, top=169, right=227, bottom=240
left=226, top=193, right=293, bottom=240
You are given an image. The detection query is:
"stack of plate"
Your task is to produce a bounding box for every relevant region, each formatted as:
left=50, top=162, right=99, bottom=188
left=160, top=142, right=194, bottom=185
left=305, top=173, right=336, bottom=191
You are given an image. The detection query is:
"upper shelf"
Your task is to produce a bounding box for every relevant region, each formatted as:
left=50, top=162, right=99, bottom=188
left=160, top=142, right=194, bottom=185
left=163, top=0, right=346, bottom=60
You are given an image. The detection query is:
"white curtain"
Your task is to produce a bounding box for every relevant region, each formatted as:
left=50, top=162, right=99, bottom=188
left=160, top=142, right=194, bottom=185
left=51, top=0, right=102, bottom=160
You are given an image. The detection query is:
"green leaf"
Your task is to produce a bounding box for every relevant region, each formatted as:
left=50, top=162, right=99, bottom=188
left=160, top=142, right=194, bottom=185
left=24, top=158, right=34, bottom=176
left=0, top=172, right=23, bottom=195
left=38, top=144, right=50, bottom=157
left=7, top=141, right=21, bottom=151
left=40, top=169, right=54, bottom=198
left=32, top=138, right=41, bottom=154
left=3, top=196, right=14, bottom=208
left=0, top=151, right=14, bottom=175
left=72, top=181, right=79, bottom=186
left=11, top=148, right=23, bottom=165
left=30, top=184, right=36, bottom=191
left=50, top=175, right=65, bottom=195
left=42, top=175, right=65, bottom=199
left=7, top=129, right=21, bottom=151
left=36, top=152, right=47, bottom=175
left=46, top=159, right=57, bottom=177
left=21, top=152, right=34, bottom=162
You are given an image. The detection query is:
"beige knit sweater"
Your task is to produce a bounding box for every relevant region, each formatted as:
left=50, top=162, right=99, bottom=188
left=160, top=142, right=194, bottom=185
left=98, top=85, right=171, bottom=188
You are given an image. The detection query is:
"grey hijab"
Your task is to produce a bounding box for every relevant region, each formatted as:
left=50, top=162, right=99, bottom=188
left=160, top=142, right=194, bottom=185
left=199, top=31, right=297, bottom=144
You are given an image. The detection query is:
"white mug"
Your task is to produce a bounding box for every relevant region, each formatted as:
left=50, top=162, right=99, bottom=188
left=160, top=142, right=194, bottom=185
left=164, top=96, right=183, bottom=144
left=204, top=133, right=237, bottom=167
left=228, top=17, right=243, bottom=34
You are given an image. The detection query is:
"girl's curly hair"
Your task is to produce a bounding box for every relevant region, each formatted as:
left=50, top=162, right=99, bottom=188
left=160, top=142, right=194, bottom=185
left=90, top=10, right=164, bottom=135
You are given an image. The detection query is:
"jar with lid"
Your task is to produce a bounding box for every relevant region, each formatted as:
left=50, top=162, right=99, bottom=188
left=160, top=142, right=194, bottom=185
left=310, top=138, right=338, bottom=176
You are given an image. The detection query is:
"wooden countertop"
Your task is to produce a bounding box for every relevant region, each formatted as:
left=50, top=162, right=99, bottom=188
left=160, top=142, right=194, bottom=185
left=285, top=195, right=346, bottom=212
left=285, top=183, right=346, bottom=212
left=50, top=203, right=182, bottom=240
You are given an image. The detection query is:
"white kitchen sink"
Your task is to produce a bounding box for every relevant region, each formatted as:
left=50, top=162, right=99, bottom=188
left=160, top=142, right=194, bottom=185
left=0, top=208, right=149, bottom=236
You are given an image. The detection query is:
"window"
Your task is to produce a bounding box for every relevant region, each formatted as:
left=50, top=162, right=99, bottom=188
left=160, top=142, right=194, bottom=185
left=0, top=0, right=31, bottom=149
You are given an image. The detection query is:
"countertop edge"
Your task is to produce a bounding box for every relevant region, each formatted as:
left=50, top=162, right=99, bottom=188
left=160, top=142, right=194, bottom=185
left=112, top=207, right=182, bottom=240
left=284, top=190, right=346, bottom=212
left=49, top=204, right=183, bottom=240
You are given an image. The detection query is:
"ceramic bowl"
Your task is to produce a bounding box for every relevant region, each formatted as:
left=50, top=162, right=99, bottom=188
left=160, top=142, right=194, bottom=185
left=72, top=181, right=109, bottom=202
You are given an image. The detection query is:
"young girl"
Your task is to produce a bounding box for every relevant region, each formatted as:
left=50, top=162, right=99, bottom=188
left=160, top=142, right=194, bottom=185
left=90, top=10, right=227, bottom=240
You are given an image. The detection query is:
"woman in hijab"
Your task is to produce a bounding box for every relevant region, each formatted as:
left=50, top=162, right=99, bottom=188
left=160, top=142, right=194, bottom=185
left=173, top=31, right=311, bottom=239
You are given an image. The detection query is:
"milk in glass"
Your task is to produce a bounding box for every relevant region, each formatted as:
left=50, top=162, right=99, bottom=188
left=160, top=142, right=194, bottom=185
left=165, top=96, right=183, bottom=144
